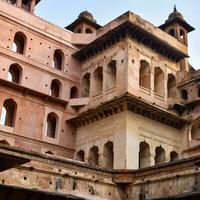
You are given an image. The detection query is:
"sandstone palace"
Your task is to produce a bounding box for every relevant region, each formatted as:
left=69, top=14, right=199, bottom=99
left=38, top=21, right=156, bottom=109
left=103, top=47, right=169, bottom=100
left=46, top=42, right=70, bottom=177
left=0, top=0, right=200, bottom=200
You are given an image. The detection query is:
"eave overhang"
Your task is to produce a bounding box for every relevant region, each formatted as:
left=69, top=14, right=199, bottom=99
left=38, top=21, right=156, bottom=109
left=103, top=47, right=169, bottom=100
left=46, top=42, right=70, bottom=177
left=73, top=21, right=188, bottom=62
left=67, top=93, right=186, bottom=129
left=159, top=17, right=195, bottom=33
left=65, top=17, right=102, bottom=31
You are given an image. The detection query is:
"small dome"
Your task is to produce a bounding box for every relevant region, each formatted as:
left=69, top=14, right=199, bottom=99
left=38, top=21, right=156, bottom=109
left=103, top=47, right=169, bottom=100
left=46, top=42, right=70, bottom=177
left=168, top=6, right=184, bottom=21
left=78, top=11, right=94, bottom=21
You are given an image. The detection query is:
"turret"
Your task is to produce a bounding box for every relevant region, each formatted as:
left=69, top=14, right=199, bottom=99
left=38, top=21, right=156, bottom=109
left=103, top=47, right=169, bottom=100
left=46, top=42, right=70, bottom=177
left=65, top=11, right=101, bottom=34
left=5, top=0, right=41, bottom=13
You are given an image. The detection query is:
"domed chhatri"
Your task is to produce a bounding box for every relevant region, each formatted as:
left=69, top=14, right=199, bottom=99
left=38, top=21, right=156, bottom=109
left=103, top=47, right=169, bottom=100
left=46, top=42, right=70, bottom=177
left=78, top=11, right=95, bottom=21
left=167, top=5, right=184, bottom=21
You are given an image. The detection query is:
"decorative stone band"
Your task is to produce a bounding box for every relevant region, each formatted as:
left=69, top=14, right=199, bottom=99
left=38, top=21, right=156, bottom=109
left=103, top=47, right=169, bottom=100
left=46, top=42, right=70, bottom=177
left=68, top=93, right=186, bottom=129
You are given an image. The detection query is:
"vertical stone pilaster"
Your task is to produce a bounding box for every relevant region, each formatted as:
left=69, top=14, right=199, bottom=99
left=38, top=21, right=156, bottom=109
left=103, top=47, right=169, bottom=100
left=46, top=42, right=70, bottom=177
left=16, top=0, right=22, bottom=7
left=30, top=0, right=36, bottom=13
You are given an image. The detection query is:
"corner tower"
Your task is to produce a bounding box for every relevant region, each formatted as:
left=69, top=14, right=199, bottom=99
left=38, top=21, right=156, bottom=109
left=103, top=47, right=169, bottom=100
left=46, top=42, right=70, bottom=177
left=2, top=0, right=41, bottom=13
left=159, top=6, right=195, bottom=46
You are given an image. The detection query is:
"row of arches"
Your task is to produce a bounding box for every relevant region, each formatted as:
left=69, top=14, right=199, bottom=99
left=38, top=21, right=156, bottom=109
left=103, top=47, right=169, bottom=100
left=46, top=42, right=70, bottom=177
left=139, top=142, right=179, bottom=168
left=168, top=28, right=187, bottom=45
left=12, top=32, right=65, bottom=71
left=5, top=63, right=79, bottom=99
left=0, top=99, right=59, bottom=139
left=75, top=141, right=114, bottom=169
left=7, top=0, right=33, bottom=12
left=139, top=60, right=177, bottom=98
left=81, top=60, right=117, bottom=97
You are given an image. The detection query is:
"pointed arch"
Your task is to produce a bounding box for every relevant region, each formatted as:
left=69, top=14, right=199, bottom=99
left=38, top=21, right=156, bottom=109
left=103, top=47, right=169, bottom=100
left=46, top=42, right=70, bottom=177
left=139, top=60, right=151, bottom=89
left=76, top=150, right=85, bottom=162
left=154, top=67, right=164, bottom=96
left=53, top=49, right=64, bottom=70
left=93, top=67, right=103, bottom=95
left=50, top=79, right=61, bottom=98
left=139, top=142, right=151, bottom=168
left=167, top=74, right=177, bottom=98
left=7, top=64, right=22, bottom=84
left=103, top=141, right=114, bottom=169
left=88, top=146, right=99, bottom=166
left=0, top=99, right=17, bottom=127
left=106, top=60, right=116, bottom=90
left=70, top=86, right=79, bottom=99
left=82, top=73, right=90, bottom=97
left=170, top=151, right=179, bottom=162
left=155, top=146, right=166, bottom=165
left=45, top=112, right=58, bottom=139
left=12, top=32, right=26, bottom=54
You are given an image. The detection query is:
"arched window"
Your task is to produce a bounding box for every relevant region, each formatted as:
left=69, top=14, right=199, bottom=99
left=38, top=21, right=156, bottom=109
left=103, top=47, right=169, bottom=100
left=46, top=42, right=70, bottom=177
left=103, top=141, right=114, bottom=169
left=76, top=150, right=85, bottom=162
left=0, top=99, right=17, bottom=127
left=94, top=67, right=103, bottom=95
left=155, top=146, right=166, bottom=165
left=82, top=73, right=90, bottom=97
left=170, top=151, right=179, bottom=162
left=139, top=142, right=151, bottom=169
left=191, top=119, right=200, bottom=140
left=0, top=140, right=10, bottom=146
left=53, top=50, right=64, bottom=70
left=169, top=29, right=175, bottom=37
left=50, top=79, right=61, bottom=98
left=106, top=60, right=116, bottom=90
left=167, top=74, right=177, bottom=98
left=88, top=146, right=99, bottom=166
left=70, top=86, right=79, bottom=99
left=181, top=89, right=188, bottom=100
left=21, top=0, right=31, bottom=11
left=12, top=32, right=26, bottom=54
left=45, top=112, right=58, bottom=138
left=7, top=64, right=22, bottom=84
left=154, top=67, right=164, bottom=96
left=180, top=29, right=186, bottom=44
left=139, top=60, right=151, bottom=89
left=8, top=0, right=16, bottom=5
left=85, top=28, right=93, bottom=34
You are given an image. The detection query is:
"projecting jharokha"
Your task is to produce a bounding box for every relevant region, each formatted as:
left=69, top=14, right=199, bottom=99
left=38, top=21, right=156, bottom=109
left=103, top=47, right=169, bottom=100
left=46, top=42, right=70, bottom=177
left=0, top=0, right=199, bottom=199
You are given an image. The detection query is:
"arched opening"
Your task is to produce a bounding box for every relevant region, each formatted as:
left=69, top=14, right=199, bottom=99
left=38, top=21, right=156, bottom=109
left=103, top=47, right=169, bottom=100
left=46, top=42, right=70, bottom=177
left=191, top=119, right=200, bottom=140
left=88, top=146, right=99, bottom=166
left=169, top=29, right=175, bottom=37
left=103, top=141, right=114, bottom=169
left=53, top=50, right=63, bottom=70
left=8, top=0, right=16, bottom=5
left=76, top=150, right=85, bottom=162
left=181, top=89, right=188, bottom=100
left=75, top=28, right=82, bottom=33
left=50, top=79, right=61, bottom=98
left=93, top=67, right=103, bottom=95
left=154, top=67, right=164, bottom=96
left=70, top=86, right=79, bottom=99
left=21, top=0, right=31, bottom=11
left=0, top=140, right=10, bottom=146
left=12, top=32, right=26, bottom=54
left=85, top=28, right=93, bottom=34
left=198, top=88, right=200, bottom=98
left=167, top=74, right=177, bottom=98
left=82, top=73, right=90, bottom=97
left=139, top=60, right=151, bottom=89
left=0, top=99, right=17, bottom=127
left=45, top=112, right=58, bottom=139
left=139, top=142, right=151, bottom=169
left=170, top=151, right=179, bottom=162
left=180, top=29, right=186, bottom=44
left=7, top=64, right=22, bottom=84
left=106, top=60, right=116, bottom=90
left=155, top=146, right=166, bottom=165
left=45, top=151, right=54, bottom=155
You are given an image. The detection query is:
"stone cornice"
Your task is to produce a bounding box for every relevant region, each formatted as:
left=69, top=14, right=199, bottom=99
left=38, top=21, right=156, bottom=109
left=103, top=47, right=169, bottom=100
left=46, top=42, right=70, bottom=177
left=73, top=21, right=188, bottom=62
left=68, top=93, right=186, bottom=129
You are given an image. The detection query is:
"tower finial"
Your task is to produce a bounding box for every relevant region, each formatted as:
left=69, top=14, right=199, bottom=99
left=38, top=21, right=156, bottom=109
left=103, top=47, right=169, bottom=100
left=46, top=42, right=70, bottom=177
left=174, top=4, right=177, bottom=12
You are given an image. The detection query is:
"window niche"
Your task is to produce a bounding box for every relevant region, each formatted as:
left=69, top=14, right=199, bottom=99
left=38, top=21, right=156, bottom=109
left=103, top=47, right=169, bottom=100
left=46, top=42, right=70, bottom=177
left=45, top=112, right=58, bottom=139
left=12, top=32, right=26, bottom=54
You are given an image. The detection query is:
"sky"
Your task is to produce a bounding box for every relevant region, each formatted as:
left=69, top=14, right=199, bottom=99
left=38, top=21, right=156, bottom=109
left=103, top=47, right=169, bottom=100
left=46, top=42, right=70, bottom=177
left=35, top=0, right=200, bottom=69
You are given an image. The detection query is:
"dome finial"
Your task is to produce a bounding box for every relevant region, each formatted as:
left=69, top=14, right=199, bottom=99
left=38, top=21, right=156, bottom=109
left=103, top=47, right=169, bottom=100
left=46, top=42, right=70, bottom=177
left=174, top=4, right=177, bottom=12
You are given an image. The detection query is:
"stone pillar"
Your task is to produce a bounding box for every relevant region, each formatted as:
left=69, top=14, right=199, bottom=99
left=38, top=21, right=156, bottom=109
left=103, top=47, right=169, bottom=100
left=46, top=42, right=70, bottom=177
left=16, top=0, right=22, bottom=7
left=98, top=153, right=104, bottom=168
left=30, top=0, right=36, bottom=13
